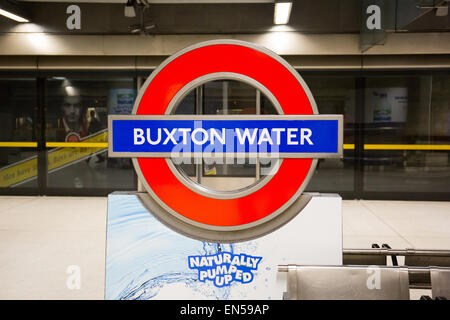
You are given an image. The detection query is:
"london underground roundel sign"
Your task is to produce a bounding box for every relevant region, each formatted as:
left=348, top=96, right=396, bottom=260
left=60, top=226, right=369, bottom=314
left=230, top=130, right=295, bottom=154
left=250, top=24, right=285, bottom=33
left=108, top=40, right=343, bottom=242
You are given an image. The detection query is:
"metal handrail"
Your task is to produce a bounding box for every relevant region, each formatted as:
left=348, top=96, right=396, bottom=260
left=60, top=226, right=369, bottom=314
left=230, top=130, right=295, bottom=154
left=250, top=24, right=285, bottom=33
left=343, top=248, right=450, bottom=257
left=278, top=265, right=435, bottom=274
left=277, top=265, right=443, bottom=291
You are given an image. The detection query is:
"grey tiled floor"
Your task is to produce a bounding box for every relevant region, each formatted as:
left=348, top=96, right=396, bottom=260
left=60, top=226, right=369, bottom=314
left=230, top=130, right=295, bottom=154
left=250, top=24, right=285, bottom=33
left=0, top=196, right=449, bottom=300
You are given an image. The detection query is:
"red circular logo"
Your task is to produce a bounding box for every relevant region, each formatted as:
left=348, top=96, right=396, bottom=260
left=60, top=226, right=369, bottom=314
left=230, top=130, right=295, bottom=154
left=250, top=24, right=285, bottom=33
left=132, top=40, right=318, bottom=241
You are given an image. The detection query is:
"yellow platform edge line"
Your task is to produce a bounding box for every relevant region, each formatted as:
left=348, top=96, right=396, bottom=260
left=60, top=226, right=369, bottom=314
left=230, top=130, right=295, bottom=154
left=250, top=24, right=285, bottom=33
left=0, top=142, right=38, bottom=147
left=45, top=142, right=109, bottom=148
left=1, top=142, right=450, bottom=151
left=364, top=144, right=450, bottom=150
left=0, top=142, right=358, bottom=149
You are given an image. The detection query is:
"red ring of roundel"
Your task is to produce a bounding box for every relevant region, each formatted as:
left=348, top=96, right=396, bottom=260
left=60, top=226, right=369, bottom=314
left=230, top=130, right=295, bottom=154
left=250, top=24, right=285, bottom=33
left=135, top=43, right=314, bottom=227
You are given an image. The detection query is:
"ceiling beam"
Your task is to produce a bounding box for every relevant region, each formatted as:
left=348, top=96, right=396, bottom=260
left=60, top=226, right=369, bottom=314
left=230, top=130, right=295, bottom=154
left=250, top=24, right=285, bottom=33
left=0, top=32, right=448, bottom=57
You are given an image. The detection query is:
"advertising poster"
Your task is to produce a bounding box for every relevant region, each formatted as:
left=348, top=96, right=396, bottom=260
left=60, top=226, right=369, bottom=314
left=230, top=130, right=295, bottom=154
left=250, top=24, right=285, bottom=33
left=107, top=88, right=137, bottom=115
left=365, top=87, right=408, bottom=123
left=105, top=193, right=342, bottom=300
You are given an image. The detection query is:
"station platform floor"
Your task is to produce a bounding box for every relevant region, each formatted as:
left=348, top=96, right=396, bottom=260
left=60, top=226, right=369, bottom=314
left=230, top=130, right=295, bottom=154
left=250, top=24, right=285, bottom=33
left=0, top=196, right=449, bottom=300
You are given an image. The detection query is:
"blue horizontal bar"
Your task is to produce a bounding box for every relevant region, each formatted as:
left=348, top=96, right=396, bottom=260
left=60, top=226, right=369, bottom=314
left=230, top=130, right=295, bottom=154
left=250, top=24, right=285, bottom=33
left=112, top=119, right=339, bottom=155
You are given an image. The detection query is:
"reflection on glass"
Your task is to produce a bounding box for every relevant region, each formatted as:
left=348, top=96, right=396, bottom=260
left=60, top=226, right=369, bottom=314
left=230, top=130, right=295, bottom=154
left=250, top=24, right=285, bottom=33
left=45, top=76, right=136, bottom=190
left=363, top=75, right=450, bottom=193
left=0, top=78, right=38, bottom=190
left=303, top=76, right=355, bottom=192
left=172, top=80, right=278, bottom=192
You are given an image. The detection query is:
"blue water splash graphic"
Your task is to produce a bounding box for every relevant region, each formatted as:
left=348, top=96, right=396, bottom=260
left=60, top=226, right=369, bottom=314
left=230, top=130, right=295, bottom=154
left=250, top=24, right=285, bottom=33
left=105, top=194, right=236, bottom=300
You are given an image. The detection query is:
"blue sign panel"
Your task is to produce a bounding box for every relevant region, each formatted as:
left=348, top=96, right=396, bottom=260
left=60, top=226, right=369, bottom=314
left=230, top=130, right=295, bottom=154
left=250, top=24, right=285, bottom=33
left=110, top=117, right=341, bottom=157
